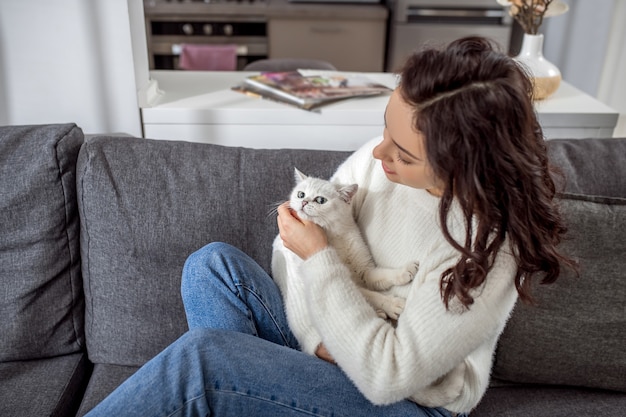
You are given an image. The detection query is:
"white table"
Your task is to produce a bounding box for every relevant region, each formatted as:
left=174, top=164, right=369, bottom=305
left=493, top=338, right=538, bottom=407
left=141, top=71, right=619, bottom=150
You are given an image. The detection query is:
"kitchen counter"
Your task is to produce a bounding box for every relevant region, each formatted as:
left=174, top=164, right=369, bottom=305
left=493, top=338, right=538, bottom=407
left=141, top=70, right=619, bottom=150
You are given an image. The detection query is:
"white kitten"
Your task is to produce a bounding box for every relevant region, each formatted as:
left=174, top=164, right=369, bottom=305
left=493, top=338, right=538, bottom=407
left=279, top=168, right=418, bottom=320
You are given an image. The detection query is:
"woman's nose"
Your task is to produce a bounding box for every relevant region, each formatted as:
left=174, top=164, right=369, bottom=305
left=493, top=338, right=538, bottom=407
left=373, top=136, right=391, bottom=161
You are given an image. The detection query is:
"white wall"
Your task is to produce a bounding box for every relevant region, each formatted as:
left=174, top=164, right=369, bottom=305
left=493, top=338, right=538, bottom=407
left=597, top=0, right=626, bottom=137
left=543, top=0, right=626, bottom=137
left=0, top=0, right=624, bottom=137
left=0, top=0, right=147, bottom=136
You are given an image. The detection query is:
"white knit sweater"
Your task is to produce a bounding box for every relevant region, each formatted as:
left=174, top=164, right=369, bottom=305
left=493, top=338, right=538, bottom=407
left=271, top=137, right=519, bottom=414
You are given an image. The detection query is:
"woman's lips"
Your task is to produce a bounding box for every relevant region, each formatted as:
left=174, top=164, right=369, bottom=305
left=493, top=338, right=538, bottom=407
left=381, top=161, right=395, bottom=175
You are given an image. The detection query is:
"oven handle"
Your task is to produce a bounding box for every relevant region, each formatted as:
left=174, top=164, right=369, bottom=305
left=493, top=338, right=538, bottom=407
left=171, top=44, right=249, bottom=56
left=403, top=6, right=510, bottom=24
left=406, top=8, right=507, bottom=19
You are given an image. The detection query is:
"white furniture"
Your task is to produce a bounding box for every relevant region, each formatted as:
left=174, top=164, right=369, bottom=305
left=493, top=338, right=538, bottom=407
left=141, top=71, right=619, bottom=151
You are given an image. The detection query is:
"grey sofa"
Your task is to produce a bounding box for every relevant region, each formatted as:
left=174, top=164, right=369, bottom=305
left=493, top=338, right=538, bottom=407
left=0, top=123, right=624, bottom=416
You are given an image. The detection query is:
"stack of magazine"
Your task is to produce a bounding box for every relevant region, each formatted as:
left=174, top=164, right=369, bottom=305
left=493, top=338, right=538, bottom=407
left=233, top=71, right=393, bottom=110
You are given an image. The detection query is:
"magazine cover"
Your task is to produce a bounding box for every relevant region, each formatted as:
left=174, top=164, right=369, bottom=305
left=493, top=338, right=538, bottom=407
left=234, top=71, right=392, bottom=110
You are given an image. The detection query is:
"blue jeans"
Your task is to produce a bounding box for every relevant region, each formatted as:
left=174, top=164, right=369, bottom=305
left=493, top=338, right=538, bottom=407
left=85, top=242, right=459, bottom=417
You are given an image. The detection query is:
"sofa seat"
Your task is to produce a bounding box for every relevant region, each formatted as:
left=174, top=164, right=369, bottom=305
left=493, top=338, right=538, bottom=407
left=76, top=364, right=139, bottom=416
left=0, top=353, right=91, bottom=417
left=473, top=383, right=626, bottom=416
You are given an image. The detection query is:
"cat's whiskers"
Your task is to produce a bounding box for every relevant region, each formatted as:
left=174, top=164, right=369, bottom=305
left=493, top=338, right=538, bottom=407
left=267, top=200, right=288, bottom=218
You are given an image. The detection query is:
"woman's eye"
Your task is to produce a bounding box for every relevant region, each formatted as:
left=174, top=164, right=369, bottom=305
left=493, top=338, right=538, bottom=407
left=396, top=152, right=411, bottom=166
left=314, top=197, right=327, bottom=204
left=297, top=191, right=305, bottom=198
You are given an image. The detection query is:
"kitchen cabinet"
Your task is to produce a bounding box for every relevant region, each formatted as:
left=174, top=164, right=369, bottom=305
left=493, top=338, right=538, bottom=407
left=143, top=0, right=388, bottom=72
left=268, top=18, right=386, bottom=72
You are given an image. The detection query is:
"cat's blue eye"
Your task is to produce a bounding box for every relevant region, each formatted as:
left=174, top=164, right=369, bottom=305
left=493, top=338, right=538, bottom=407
left=297, top=191, right=305, bottom=198
left=314, top=196, right=327, bottom=204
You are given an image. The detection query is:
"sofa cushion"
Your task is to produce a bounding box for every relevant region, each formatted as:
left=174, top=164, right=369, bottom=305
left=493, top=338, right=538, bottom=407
left=78, top=136, right=350, bottom=366
left=493, top=193, right=626, bottom=392
left=547, top=138, right=626, bottom=197
left=0, top=124, right=84, bottom=361
left=0, top=353, right=91, bottom=417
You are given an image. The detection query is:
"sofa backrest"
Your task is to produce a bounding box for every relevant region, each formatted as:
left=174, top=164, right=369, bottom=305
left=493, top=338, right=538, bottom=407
left=548, top=138, right=626, bottom=198
left=0, top=124, right=85, bottom=361
left=77, top=134, right=626, bottom=395
left=494, top=138, right=626, bottom=393
left=77, top=136, right=350, bottom=366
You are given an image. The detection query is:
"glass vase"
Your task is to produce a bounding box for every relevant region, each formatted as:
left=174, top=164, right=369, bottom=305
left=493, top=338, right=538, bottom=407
left=514, top=33, right=561, bottom=100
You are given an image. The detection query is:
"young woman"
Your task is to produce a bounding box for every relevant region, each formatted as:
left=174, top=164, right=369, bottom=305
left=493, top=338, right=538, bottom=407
left=86, top=37, right=574, bottom=417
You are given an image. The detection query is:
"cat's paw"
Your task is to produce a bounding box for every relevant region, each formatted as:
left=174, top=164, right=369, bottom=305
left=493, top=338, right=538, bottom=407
left=397, top=261, right=419, bottom=285
left=375, top=309, right=389, bottom=319
left=379, top=296, right=406, bottom=320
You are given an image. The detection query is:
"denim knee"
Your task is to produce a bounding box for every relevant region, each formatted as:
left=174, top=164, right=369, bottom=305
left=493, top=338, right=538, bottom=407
left=185, top=242, right=234, bottom=268
left=180, top=327, right=216, bottom=349
left=176, top=328, right=247, bottom=359
left=182, top=242, right=233, bottom=283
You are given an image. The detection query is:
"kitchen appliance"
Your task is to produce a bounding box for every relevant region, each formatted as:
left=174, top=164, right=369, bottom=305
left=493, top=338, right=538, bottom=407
left=288, top=0, right=380, bottom=3
left=386, top=0, right=513, bottom=71
left=144, top=0, right=269, bottom=70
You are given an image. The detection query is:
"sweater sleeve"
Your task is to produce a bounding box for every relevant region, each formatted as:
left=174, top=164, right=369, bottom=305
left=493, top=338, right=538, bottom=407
left=271, top=236, right=322, bottom=355
left=301, top=243, right=518, bottom=406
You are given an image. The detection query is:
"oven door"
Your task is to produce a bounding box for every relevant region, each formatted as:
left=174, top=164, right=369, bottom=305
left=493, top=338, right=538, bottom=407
left=387, top=4, right=512, bottom=72
left=388, top=24, right=512, bottom=72
left=147, top=18, right=268, bottom=70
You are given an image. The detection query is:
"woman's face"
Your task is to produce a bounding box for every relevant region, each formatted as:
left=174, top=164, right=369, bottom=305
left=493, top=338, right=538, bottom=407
left=373, top=90, right=443, bottom=195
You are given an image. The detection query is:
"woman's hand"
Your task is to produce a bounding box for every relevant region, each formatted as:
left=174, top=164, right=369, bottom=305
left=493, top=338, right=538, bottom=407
left=276, top=202, right=328, bottom=260
left=315, top=343, right=336, bottom=364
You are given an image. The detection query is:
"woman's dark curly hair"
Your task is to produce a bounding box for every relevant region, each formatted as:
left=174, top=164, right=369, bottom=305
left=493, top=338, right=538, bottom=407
left=398, top=37, right=577, bottom=308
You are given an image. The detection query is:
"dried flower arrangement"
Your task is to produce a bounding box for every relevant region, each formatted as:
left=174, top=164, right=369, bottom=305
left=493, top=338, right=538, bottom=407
left=497, top=0, right=569, bottom=34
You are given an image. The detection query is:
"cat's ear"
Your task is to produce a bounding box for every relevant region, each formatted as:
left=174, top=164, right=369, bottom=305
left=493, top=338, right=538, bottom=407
left=338, top=184, right=358, bottom=203
left=294, top=168, right=308, bottom=183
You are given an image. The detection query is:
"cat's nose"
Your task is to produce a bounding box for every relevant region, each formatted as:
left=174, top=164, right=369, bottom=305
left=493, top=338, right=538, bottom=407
left=302, top=201, right=308, bottom=208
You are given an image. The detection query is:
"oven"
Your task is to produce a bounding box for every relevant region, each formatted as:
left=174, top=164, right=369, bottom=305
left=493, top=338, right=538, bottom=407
left=144, top=0, right=269, bottom=71
left=386, top=0, right=513, bottom=71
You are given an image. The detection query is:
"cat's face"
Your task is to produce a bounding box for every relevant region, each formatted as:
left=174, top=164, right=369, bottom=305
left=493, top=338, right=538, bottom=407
left=289, top=168, right=357, bottom=229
